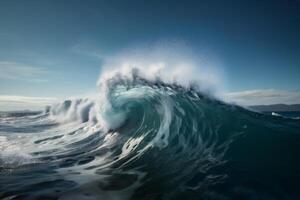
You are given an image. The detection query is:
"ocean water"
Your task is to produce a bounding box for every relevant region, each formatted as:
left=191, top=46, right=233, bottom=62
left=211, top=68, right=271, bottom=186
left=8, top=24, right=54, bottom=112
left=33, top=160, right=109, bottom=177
left=1, top=76, right=300, bottom=200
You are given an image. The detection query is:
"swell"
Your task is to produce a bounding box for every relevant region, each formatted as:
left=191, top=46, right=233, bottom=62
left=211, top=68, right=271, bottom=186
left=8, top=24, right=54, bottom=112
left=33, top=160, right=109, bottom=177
left=0, top=76, right=300, bottom=200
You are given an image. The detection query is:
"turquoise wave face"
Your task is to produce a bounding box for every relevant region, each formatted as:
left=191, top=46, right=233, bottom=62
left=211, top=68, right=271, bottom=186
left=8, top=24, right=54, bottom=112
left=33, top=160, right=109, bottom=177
left=1, top=78, right=300, bottom=200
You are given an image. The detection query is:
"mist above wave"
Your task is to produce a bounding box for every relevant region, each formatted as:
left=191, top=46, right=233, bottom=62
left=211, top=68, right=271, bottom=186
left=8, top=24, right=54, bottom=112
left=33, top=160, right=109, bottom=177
left=98, top=43, right=224, bottom=95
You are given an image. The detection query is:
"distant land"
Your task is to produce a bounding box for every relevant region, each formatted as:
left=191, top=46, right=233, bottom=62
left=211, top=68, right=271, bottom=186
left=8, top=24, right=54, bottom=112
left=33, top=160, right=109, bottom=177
left=249, top=104, right=300, bottom=112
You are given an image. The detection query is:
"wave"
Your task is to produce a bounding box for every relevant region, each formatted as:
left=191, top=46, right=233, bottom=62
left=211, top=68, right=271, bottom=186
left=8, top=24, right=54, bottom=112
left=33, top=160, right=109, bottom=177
left=1, top=70, right=300, bottom=200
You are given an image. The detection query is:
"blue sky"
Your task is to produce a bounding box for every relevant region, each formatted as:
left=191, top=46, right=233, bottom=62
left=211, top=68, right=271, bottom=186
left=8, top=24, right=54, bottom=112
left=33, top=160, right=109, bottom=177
left=0, top=0, right=299, bottom=109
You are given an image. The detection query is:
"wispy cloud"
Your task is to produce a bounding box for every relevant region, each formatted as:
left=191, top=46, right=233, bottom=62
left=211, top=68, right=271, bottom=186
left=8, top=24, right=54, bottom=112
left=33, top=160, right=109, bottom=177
left=0, top=95, right=57, bottom=111
left=0, top=61, right=48, bottom=81
left=224, top=89, right=300, bottom=105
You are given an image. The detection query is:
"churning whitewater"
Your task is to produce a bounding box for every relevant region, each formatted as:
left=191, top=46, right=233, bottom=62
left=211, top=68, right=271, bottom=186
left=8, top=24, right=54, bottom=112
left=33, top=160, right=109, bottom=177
left=1, top=68, right=300, bottom=200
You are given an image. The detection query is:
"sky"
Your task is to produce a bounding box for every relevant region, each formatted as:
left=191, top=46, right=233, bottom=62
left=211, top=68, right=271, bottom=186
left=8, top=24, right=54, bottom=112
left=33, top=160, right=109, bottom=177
left=0, top=0, right=299, bottom=110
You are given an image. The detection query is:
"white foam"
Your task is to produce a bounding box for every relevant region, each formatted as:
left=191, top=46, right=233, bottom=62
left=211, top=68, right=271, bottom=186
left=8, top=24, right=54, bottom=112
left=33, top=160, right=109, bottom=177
left=0, top=136, right=33, bottom=166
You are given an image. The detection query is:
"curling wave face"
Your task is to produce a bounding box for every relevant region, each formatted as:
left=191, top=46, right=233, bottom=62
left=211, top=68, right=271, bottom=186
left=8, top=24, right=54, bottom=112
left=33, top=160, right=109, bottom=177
left=1, top=75, right=300, bottom=200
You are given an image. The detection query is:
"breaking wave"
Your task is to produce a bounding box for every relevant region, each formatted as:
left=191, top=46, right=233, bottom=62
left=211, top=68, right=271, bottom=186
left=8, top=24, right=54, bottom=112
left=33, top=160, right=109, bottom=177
left=1, top=68, right=300, bottom=200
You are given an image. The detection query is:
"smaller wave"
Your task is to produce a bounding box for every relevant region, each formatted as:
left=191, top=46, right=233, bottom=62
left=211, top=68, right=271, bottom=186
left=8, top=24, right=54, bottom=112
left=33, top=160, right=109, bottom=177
left=271, top=112, right=282, bottom=117
left=270, top=111, right=300, bottom=120
left=46, top=98, right=96, bottom=124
